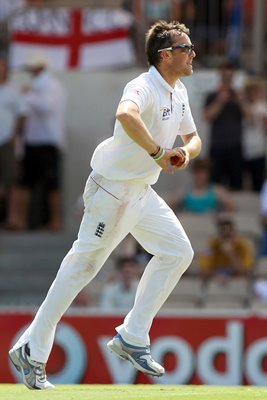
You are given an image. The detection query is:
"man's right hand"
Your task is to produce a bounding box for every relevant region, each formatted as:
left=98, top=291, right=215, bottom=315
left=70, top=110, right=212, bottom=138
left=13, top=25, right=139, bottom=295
left=155, top=148, right=182, bottom=174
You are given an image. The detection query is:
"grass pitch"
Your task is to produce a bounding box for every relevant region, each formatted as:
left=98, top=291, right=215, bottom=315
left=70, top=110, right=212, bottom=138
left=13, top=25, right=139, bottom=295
left=1, top=384, right=267, bottom=400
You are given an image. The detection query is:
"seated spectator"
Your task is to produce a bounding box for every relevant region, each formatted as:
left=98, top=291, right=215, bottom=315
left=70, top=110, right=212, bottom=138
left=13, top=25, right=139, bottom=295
left=168, top=159, right=235, bottom=214
left=260, top=179, right=267, bottom=255
left=99, top=256, right=140, bottom=311
left=198, top=214, right=255, bottom=280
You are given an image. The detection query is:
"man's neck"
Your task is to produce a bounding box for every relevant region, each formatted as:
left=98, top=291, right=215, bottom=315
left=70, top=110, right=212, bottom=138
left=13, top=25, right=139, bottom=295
left=156, top=65, right=179, bottom=88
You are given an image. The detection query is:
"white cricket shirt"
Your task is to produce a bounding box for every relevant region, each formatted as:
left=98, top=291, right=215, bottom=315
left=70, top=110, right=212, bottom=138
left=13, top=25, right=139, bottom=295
left=0, top=83, right=27, bottom=146
left=91, top=66, right=196, bottom=185
left=23, top=70, right=66, bottom=149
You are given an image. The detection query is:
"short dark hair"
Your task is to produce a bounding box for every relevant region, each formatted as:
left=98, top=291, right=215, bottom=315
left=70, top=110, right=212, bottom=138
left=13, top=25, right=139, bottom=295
left=219, top=61, right=237, bottom=72
left=145, top=20, right=190, bottom=67
left=191, top=158, right=211, bottom=172
left=116, top=256, right=138, bottom=270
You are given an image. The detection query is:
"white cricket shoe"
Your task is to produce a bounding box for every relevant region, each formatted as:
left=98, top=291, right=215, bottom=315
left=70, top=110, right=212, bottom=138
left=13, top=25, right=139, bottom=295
left=9, top=344, right=55, bottom=390
left=107, top=334, right=165, bottom=377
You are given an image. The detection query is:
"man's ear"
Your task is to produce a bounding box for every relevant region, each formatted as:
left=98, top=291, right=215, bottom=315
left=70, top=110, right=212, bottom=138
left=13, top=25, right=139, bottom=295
left=160, top=50, right=171, bottom=61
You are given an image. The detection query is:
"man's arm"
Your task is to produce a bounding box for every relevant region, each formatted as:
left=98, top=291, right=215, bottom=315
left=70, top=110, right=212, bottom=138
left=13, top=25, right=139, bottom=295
left=172, top=131, right=201, bottom=170
left=181, top=131, right=202, bottom=159
left=13, top=115, right=26, bottom=137
left=116, top=100, right=181, bottom=174
left=203, top=91, right=229, bottom=121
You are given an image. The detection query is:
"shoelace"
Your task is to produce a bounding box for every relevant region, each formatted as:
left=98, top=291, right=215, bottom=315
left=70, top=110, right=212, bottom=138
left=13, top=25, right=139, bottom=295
left=27, top=356, right=47, bottom=381
left=33, top=363, right=47, bottom=380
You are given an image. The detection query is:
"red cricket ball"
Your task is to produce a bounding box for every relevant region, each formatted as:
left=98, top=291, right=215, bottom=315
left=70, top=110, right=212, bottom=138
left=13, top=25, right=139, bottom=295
left=170, top=155, right=184, bottom=166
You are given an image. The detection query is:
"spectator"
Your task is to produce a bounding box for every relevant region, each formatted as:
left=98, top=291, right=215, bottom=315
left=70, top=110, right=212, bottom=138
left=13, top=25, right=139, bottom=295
left=203, top=62, right=244, bottom=190
left=198, top=214, right=255, bottom=280
left=260, top=179, right=267, bottom=256
left=0, top=58, right=26, bottom=224
left=99, top=257, right=140, bottom=311
left=7, top=53, right=66, bottom=231
left=168, top=158, right=235, bottom=214
left=242, top=78, right=267, bottom=192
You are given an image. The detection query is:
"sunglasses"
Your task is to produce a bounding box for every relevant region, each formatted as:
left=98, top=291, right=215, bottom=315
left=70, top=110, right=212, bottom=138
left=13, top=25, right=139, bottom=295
left=157, top=44, right=195, bottom=54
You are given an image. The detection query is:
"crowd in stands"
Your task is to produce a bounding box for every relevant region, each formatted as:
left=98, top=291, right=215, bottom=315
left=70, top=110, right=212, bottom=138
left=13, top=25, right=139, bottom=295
left=0, top=0, right=267, bottom=311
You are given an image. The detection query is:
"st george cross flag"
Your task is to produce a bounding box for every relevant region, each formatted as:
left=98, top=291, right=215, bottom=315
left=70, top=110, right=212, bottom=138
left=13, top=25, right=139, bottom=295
left=10, top=7, right=135, bottom=70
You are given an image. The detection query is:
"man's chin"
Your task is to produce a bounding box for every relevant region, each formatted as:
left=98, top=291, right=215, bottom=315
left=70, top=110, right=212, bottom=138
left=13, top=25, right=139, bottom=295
left=184, top=68, right=193, bottom=76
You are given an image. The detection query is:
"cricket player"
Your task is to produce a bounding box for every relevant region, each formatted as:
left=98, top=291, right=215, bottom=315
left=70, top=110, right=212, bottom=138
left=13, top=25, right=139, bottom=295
left=9, top=20, right=201, bottom=389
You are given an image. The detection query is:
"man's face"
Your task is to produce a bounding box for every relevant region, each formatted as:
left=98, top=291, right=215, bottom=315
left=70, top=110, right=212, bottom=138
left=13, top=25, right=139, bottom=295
left=168, top=32, right=196, bottom=77
left=218, top=221, right=235, bottom=239
left=221, top=68, right=234, bottom=87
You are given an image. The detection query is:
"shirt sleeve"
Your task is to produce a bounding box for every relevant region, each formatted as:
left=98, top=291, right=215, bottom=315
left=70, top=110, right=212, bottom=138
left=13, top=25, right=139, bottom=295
left=17, top=92, right=28, bottom=116
left=120, top=82, right=152, bottom=113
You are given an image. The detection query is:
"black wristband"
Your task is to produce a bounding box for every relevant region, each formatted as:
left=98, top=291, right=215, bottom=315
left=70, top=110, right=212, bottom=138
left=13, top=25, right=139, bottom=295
left=149, top=145, right=161, bottom=158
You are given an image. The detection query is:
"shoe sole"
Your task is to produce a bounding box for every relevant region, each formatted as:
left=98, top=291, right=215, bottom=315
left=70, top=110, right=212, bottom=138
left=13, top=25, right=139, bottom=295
left=107, top=338, right=164, bottom=377
left=9, top=349, right=36, bottom=390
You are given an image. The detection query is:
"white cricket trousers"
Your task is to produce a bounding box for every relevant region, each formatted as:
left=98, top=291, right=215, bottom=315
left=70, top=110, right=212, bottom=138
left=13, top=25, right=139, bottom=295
left=14, top=172, right=194, bottom=363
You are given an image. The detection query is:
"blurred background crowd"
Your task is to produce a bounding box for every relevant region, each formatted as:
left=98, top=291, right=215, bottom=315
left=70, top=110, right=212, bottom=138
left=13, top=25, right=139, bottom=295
left=0, top=0, right=267, bottom=313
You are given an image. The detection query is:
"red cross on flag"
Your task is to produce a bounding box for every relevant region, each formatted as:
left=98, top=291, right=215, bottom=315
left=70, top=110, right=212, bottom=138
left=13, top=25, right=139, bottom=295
left=10, top=7, right=135, bottom=70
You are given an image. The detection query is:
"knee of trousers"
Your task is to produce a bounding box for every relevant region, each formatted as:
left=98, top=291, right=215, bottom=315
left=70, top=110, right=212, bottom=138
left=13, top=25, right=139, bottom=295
left=180, top=242, right=194, bottom=272
left=164, top=242, right=194, bottom=274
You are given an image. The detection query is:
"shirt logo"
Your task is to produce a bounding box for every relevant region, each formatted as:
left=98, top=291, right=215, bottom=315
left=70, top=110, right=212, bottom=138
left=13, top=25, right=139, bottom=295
left=161, top=106, right=171, bottom=121
left=95, top=222, right=105, bottom=238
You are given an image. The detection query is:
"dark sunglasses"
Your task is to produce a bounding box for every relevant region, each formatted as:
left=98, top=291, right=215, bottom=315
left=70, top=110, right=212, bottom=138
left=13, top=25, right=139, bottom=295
left=157, top=44, right=195, bottom=54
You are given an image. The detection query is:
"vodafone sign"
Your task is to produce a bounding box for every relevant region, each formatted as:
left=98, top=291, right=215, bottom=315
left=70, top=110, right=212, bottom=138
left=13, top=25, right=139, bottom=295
left=1, top=312, right=267, bottom=386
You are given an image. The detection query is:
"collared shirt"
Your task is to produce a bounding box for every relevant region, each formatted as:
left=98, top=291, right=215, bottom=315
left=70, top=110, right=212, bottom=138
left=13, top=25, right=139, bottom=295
left=91, top=66, right=196, bottom=185
left=0, top=82, right=27, bottom=146
left=23, top=70, right=66, bottom=149
left=99, top=280, right=139, bottom=311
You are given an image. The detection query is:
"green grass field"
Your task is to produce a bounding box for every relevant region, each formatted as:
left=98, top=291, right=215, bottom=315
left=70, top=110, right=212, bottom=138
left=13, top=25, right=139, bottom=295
left=1, top=384, right=267, bottom=400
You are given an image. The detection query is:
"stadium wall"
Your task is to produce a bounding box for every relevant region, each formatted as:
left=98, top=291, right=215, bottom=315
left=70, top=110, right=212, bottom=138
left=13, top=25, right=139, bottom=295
left=3, top=311, right=267, bottom=386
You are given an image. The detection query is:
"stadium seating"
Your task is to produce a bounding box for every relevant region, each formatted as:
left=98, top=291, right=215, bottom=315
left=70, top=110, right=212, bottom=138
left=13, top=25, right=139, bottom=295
left=202, top=277, right=251, bottom=309
left=163, top=276, right=204, bottom=309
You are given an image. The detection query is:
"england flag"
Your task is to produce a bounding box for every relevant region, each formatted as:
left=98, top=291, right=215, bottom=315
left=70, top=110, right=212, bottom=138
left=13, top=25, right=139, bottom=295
left=10, top=7, right=135, bottom=70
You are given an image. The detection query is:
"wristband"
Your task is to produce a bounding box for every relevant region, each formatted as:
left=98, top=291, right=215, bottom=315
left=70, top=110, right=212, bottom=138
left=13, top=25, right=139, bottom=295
left=153, top=148, right=166, bottom=161
left=149, top=145, right=161, bottom=158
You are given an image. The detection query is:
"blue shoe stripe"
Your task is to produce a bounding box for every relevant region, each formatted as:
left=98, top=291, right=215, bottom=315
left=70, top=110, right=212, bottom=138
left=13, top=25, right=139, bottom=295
left=116, top=334, right=148, bottom=351
left=131, top=353, right=157, bottom=374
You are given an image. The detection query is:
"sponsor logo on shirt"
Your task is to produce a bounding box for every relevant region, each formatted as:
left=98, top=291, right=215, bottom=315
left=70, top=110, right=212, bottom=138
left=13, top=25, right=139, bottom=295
left=161, top=106, right=171, bottom=121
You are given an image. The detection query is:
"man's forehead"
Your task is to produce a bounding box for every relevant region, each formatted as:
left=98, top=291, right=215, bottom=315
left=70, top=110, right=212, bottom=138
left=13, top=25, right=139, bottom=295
left=171, top=31, right=190, bottom=44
